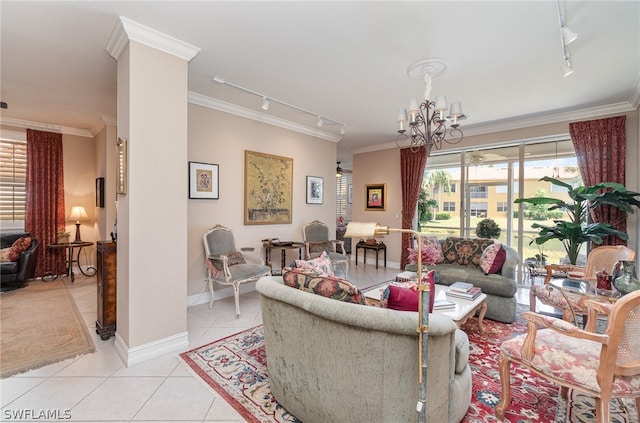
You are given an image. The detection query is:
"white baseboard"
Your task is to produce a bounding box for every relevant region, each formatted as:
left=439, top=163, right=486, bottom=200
left=114, top=331, right=189, bottom=367
left=187, top=280, right=258, bottom=308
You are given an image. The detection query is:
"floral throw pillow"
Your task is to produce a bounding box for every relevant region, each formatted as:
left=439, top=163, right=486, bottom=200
left=0, top=247, right=12, bottom=262
left=421, top=236, right=444, bottom=264
left=7, top=236, right=31, bottom=262
left=442, top=237, right=494, bottom=267
left=380, top=270, right=436, bottom=312
left=282, top=267, right=365, bottom=305
left=479, top=243, right=507, bottom=275
left=295, top=251, right=334, bottom=276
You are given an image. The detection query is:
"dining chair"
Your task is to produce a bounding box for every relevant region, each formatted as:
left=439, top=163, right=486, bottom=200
left=496, top=290, right=640, bottom=422
left=529, top=245, right=635, bottom=325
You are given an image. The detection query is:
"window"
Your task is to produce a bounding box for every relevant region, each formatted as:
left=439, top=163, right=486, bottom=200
left=443, top=201, right=455, bottom=212
left=497, top=202, right=508, bottom=212
left=0, top=140, right=27, bottom=223
left=550, top=182, right=569, bottom=193
left=470, top=202, right=488, bottom=217
left=470, top=186, right=488, bottom=198
left=449, top=183, right=456, bottom=193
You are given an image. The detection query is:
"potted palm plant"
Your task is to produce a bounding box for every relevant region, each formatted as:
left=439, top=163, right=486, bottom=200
left=515, top=177, right=640, bottom=265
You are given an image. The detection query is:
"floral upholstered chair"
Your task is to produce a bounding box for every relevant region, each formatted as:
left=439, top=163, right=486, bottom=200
left=203, top=225, right=270, bottom=318
left=302, top=220, right=348, bottom=276
left=496, top=290, right=640, bottom=423
left=529, top=245, right=635, bottom=325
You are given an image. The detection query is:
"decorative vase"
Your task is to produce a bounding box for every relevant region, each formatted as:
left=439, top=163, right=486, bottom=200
left=612, top=260, right=640, bottom=296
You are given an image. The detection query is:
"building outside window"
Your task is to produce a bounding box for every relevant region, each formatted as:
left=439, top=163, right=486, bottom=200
left=443, top=201, right=455, bottom=212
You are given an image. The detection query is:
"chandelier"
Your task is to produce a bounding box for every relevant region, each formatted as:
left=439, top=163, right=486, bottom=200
left=396, top=59, right=466, bottom=153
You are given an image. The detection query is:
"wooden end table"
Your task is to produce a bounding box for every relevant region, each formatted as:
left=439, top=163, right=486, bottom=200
left=263, top=241, right=304, bottom=276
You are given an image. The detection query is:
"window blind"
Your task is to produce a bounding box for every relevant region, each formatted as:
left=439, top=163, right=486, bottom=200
left=0, top=140, right=27, bottom=222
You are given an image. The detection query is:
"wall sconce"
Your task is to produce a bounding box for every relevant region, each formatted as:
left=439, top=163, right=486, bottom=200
left=68, top=205, right=89, bottom=242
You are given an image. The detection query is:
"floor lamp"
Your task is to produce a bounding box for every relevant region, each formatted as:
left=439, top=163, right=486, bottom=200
left=344, top=222, right=430, bottom=423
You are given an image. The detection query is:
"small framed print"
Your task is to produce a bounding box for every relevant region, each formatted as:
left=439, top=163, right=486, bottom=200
left=189, top=161, right=219, bottom=199
left=348, top=184, right=353, bottom=204
left=306, top=176, right=323, bottom=204
left=365, top=183, right=386, bottom=211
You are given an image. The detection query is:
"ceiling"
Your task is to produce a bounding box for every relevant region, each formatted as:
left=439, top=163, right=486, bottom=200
left=1, top=1, right=639, bottom=167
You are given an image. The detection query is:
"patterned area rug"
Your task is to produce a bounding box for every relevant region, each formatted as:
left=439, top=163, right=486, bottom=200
left=0, top=279, right=95, bottom=378
left=180, top=309, right=638, bottom=423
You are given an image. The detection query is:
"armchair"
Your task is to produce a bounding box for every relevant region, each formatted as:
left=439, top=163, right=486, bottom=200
left=530, top=245, right=635, bottom=324
left=496, top=290, right=640, bottom=422
left=203, top=225, right=271, bottom=318
left=302, top=220, right=349, bottom=275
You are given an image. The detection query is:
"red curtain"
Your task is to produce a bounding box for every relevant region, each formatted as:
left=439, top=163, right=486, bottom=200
left=400, top=147, right=427, bottom=269
left=25, top=129, right=66, bottom=277
left=569, top=116, right=626, bottom=246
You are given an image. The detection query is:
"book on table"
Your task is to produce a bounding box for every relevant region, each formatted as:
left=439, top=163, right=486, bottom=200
left=448, top=281, right=474, bottom=293
left=396, top=271, right=417, bottom=282
left=433, top=299, right=456, bottom=310
left=446, top=286, right=482, bottom=300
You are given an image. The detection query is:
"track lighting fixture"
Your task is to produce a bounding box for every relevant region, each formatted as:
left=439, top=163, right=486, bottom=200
left=557, top=0, right=578, bottom=77
left=212, top=75, right=346, bottom=136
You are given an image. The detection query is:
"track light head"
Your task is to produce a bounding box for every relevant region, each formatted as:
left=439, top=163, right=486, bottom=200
left=212, top=76, right=225, bottom=84
left=261, top=97, right=270, bottom=111
left=562, top=59, right=573, bottom=77
left=316, top=116, right=323, bottom=128
left=561, top=26, right=578, bottom=45
left=340, top=125, right=346, bottom=135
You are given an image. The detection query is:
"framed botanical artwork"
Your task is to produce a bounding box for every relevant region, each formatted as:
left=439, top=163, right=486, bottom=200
left=189, top=161, right=219, bottom=199
left=306, top=176, right=323, bottom=204
left=244, top=150, right=293, bottom=225
left=116, top=137, right=127, bottom=195
left=365, top=183, right=386, bottom=211
left=348, top=184, right=353, bottom=204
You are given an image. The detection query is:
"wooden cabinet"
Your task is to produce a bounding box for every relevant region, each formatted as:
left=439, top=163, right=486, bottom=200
left=96, top=241, right=117, bottom=340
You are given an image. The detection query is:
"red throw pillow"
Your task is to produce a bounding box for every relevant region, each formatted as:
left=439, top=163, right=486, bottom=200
left=384, top=270, right=436, bottom=312
left=7, top=236, right=31, bottom=262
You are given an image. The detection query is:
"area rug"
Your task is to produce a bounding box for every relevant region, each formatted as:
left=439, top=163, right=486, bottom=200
left=180, top=311, right=638, bottom=423
left=0, top=279, right=95, bottom=378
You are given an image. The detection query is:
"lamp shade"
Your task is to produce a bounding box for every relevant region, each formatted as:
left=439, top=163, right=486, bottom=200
left=69, top=205, right=89, bottom=223
left=434, top=96, right=448, bottom=112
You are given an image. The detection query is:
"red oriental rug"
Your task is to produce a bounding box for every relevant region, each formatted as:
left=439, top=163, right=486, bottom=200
left=180, top=311, right=637, bottom=422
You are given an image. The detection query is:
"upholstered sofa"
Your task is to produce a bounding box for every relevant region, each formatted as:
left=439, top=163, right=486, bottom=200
left=406, top=237, right=520, bottom=323
left=0, top=231, right=39, bottom=291
left=256, top=275, right=472, bottom=423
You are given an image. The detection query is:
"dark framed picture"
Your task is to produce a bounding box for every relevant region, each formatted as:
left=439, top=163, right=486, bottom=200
left=306, top=176, right=323, bottom=204
left=96, top=177, right=105, bottom=208
left=365, top=183, right=386, bottom=211
left=189, top=161, right=219, bottom=199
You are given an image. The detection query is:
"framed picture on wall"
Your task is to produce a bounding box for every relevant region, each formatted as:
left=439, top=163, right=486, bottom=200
left=306, top=176, right=323, bottom=204
left=189, top=161, right=219, bottom=199
left=365, top=183, right=386, bottom=211
left=244, top=150, right=293, bottom=225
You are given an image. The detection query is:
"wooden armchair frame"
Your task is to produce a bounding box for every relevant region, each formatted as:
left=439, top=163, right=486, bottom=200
left=497, top=290, right=640, bottom=422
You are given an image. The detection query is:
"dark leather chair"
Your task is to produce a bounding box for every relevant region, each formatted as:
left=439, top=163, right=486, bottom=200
left=0, top=231, right=39, bottom=291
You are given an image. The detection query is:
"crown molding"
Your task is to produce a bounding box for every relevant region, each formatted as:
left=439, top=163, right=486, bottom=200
left=188, top=92, right=342, bottom=143
left=352, top=100, right=638, bottom=155
left=91, top=115, right=117, bottom=135
left=106, top=16, right=201, bottom=62
left=0, top=117, right=94, bottom=138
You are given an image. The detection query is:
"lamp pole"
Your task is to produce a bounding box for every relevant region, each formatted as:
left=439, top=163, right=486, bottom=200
left=344, top=223, right=430, bottom=422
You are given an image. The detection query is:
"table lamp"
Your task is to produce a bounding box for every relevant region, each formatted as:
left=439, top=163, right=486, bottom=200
left=344, top=222, right=430, bottom=423
left=69, top=205, right=89, bottom=243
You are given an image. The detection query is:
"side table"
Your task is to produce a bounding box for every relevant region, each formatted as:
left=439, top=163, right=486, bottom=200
left=46, top=241, right=97, bottom=282
left=355, top=241, right=387, bottom=269
left=263, top=241, right=304, bottom=275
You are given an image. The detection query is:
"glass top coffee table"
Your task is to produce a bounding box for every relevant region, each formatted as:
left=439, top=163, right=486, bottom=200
left=363, top=282, right=488, bottom=333
left=548, top=278, right=621, bottom=324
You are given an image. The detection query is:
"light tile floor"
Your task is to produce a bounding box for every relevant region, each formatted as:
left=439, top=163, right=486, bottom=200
left=1, top=263, right=537, bottom=422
